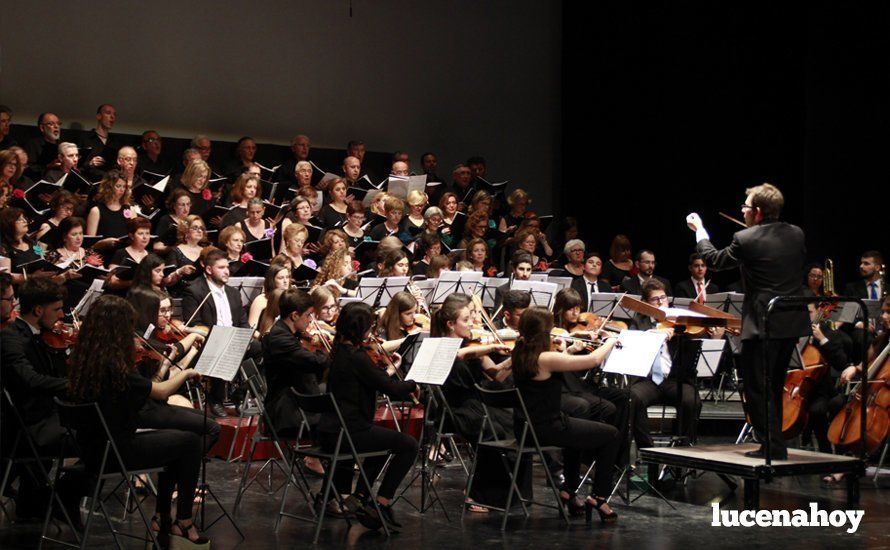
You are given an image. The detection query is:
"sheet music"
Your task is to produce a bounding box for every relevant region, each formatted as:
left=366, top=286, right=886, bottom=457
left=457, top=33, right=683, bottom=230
left=432, top=271, right=483, bottom=304
left=405, top=337, right=462, bottom=385
left=546, top=276, right=573, bottom=292
left=528, top=273, right=548, bottom=282
left=480, top=276, right=509, bottom=308
left=602, top=329, right=667, bottom=377
left=695, top=339, right=726, bottom=378
left=356, top=276, right=409, bottom=307
left=193, top=326, right=254, bottom=381
left=510, top=280, right=558, bottom=309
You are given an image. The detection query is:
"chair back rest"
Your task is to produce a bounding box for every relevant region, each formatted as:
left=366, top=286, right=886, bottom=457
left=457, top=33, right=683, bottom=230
left=241, top=359, right=268, bottom=400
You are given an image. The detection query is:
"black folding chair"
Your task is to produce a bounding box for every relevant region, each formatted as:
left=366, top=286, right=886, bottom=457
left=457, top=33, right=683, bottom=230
left=0, top=389, right=80, bottom=538
left=463, top=385, right=570, bottom=531
left=275, top=390, right=392, bottom=543
left=42, top=398, right=164, bottom=549
left=233, top=360, right=313, bottom=513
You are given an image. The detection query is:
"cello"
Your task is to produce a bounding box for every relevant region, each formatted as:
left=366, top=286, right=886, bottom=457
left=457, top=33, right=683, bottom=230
left=827, top=340, right=890, bottom=453
left=780, top=307, right=835, bottom=439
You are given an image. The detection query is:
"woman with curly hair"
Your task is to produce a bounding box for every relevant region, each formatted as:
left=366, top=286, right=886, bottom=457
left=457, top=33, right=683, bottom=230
left=86, top=169, right=133, bottom=238
left=313, top=247, right=358, bottom=296
left=67, top=295, right=210, bottom=547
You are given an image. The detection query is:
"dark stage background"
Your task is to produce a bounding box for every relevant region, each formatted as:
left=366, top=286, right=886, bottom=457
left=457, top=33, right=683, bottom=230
left=561, top=4, right=888, bottom=290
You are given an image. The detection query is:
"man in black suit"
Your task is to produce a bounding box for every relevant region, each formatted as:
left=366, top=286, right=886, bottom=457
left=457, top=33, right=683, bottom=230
left=570, top=251, right=612, bottom=311
left=620, top=250, right=672, bottom=296
left=627, top=280, right=703, bottom=450
left=78, top=104, right=120, bottom=181
left=23, top=112, right=62, bottom=180
left=181, top=248, right=253, bottom=417
left=842, top=250, right=883, bottom=300
left=687, top=183, right=809, bottom=459
left=674, top=253, right=720, bottom=302
left=1, top=279, right=83, bottom=521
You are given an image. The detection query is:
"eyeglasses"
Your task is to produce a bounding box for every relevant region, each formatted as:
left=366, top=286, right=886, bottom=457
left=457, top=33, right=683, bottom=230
left=189, top=226, right=205, bottom=232
left=741, top=204, right=753, bottom=211
left=0, top=295, right=17, bottom=303
left=320, top=305, right=339, bottom=313
left=569, top=249, right=584, bottom=254
left=143, top=137, right=160, bottom=143
left=159, top=307, right=173, bottom=314
left=808, top=274, right=824, bottom=280
left=647, top=295, right=669, bottom=304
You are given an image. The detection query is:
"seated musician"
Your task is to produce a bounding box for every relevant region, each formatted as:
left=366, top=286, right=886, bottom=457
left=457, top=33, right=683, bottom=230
left=673, top=253, right=720, bottom=302
left=247, top=264, right=292, bottom=333
left=378, top=290, right=421, bottom=344
left=181, top=248, right=258, bottom=418
left=512, top=306, right=620, bottom=522
left=67, top=295, right=209, bottom=547
left=316, top=302, right=419, bottom=530
left=496, top=289, right=530, bottom=332
left=620, top=249, right=673, bottom=296
left=570, top=251, right=611, bottom=311
left=802, top=303, right=854, bottom=457
left=552, top=289, right=634, bottom=461
left=127, top=287, right=219, bottom=443
left=0, top=279, right=86, bottom=522
left=313, top=248, right=359, bottom=297
left=627, top=279, right=701, bottom=448
left=262, top=288, right=329, bottom=475
left=436, top=293, right=514, bottom=503
left=493, top=250, right=534, bottom=310
left=802, top=263, right=827, bottom=297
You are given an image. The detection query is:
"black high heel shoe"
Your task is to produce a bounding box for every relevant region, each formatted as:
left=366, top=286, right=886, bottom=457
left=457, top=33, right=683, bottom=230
left=585, top=496, right=618, bottom=524
left=558, top=492, right=586, bottom=517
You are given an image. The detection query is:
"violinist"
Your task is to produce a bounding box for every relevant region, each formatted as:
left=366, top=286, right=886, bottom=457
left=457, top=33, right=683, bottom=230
left=497, top=289, right=530, bottom=331
left=627, top=279, right=702, bottom=449
left=512, top=306, right=620, bottom=522
left=674, top=253, right=719, bottom=302
left=436, top=294, right=513, bottom=456
left=262, top=288, right=329, bottom=476
left=309, top=285, right=340, bottom=337
left=128, top=287, right=219, bottom=442
left=316, top=301, right=418, bottom=529
left=570, top=251, right=610, bottom=311
left=377, top=248, right=411, bottom=277
left=551, top=289, right=634, bottom=462
left=0, top=279, right=85, bottom=522
left=66, top=296, right=210, bottom=547
left=247, top=264, right=292, bottom=333
left=379, top=291, right=421, bottom=342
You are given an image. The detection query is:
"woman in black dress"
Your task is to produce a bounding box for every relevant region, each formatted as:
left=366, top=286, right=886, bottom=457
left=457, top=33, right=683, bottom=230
left=239, top=198, right=271, bottom=243
left=66, top=295, right=209, bottom=547
left=164, top=214, right=205, bottom=296
left=318, top=178, right=349, bottom=228
left=86, top=169, right=132, bottom=239
left=220, top=173, right=261, bottom=228
left=512, top=306, right=620, bottom=522
left=107, top=217, right=153, bottom=294
left=153, top=188, right=192, bottom=256
left=316, top=301, right=419, bottom=530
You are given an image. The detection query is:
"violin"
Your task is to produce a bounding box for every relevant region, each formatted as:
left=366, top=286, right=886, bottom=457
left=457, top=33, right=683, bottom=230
left=42, top=320, right=78, bottom=350
left=827, top=340, right=890, bottom=452
left=363, top=334, right=420, bottom=405
left=567, top=312, right=627, bottom=335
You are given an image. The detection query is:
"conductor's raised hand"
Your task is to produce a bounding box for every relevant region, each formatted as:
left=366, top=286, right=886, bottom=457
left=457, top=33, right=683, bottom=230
left=686, top=212, right=703, bottom=232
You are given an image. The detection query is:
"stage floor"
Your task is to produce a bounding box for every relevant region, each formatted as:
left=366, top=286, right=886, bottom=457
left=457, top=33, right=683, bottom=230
left=2, top=438, right=888, bottom=549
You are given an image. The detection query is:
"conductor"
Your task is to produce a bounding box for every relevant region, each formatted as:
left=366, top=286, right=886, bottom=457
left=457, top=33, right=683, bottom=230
left=686, top=183, right=809, bottom=459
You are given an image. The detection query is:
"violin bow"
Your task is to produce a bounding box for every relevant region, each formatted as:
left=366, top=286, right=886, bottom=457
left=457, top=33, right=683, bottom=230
left=592, top=292, right=626, bottom=340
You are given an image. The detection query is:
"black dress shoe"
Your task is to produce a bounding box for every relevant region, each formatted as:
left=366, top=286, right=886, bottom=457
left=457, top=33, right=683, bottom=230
left=208, top=403, right=228, bottom=418
left=744, top=448, right=788, bottom=460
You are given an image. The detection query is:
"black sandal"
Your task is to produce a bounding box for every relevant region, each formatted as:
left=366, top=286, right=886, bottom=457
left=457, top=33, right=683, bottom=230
left=585, top=496, right=618, bottom=524
left=169, top=519, right=210, bottom=549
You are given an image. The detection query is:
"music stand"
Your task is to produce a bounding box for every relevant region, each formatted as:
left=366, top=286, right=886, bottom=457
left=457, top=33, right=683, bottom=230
left=545, top=276, right=573, bottom=292
left=229, top=277, right=265, bottom=309
left=191, top=326, right=254, bottom=538
left=480, top=277, right=509, bottom=309
left=432, top=271, right=483, bottom=304
left=356, top=276, right=409, bottom=308
left=588, top=292, right=640, bottom=319
left=510, top=280, right=558, bottom=310
left=395, top=338, right=462, bottom=516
